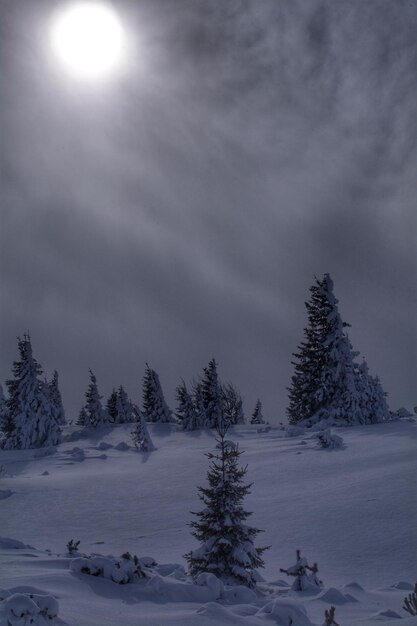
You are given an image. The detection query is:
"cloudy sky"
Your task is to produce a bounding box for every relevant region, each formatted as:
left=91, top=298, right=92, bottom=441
left=1, top=0, right=416, bottom=421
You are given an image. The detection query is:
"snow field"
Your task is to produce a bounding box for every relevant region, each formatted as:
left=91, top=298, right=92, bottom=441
left=0, top=420, right=415, bottom=625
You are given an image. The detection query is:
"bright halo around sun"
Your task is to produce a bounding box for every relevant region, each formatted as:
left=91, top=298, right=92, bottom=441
left=49, top=2, right=126, bottom=82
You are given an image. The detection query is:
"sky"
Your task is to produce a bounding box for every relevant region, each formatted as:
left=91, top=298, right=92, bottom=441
left=1, top=0, right=416, bottom=422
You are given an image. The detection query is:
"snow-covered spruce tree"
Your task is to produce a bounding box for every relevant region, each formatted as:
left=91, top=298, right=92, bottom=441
left=131, top=411, right=154, bottom=451
left=368, top=374, right=390, bottom=423
left=193, top=380, right=207, bottom=427
left=76, top=406, right=88, bottom=426
left=1, top=334, right=61, bottom=449
left=354, top=359, right=389, bottom=424
left=116, top=386, right=137, bottom=423
left=83, top=370, right=107, bottom=427
left=0, top=383, right=13, bottom=440
left=142, top=364, right=174, bottom=423
left=106, top=388, right=118, bottom=423
left=48, top=370, right=66, bottom=425
left=287, top=274, right=362, bottom=426
left=250, top=398, right=265, bottom=425
left=176, top=380, right=199, bottom=430
left=185, top=420, right=268, bottom=587
left=199, top=358, right=223, bottom=429
left=222, top=382, right=245, bottom=425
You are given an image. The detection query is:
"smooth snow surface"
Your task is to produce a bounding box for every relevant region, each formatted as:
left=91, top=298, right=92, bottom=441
left=0, top=420, right=415, bottom=625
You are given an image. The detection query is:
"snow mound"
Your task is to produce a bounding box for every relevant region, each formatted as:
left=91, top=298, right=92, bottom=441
left=223, top=585, right=257, bottom=604
left=285, top=426, right=305, bottom=437
left=0, top=591, right=59, bottom=625
left=374, top=609, right=403, bottom=619
left=66, top=447, right=85, bottom=462
left=32, top=446, right=57, bottom=458
left=0, top=537, right=35, bottom=550
left=139, top=556, right=157, bottom=568
left=391, top=581, right=414, bottom=590
left=196, top=573, right=224, bottom=599
left=343, top=581, right=365, bottom=591
left=0, top=489, right=13, bottom=500
left=257, top=599, right=312, bottom=625
left=97, top=441, right=113, bottom=450
left=316, top=587, right=357, bottom=604
left=196, top=602, right=238, bottom=622
left=115, top=441, right=130, bottom=451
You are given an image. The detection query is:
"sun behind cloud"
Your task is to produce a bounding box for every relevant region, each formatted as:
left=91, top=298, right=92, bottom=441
left=49, top=2, right=127, bottom=82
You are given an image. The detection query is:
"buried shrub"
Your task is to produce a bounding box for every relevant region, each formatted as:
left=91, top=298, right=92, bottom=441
left=403, top=582, right=417, bottom=616
left=280, top=549, right=323, bottom=591
left=70, top=552, right=148, bottom=584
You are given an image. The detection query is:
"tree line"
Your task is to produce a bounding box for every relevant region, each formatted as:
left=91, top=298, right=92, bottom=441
left=0, top=273, right=390, bottom=450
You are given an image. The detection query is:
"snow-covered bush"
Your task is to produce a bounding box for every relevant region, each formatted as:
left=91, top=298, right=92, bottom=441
left=0, top=590, right=59, bottom=625
left=280, top=549, right=323, bottom=591
left=70, top=552, right=148, bottom=584
left=324, top=605, right=340, bottom=625
left=315, top=429, right=344, bottom=450
left=66, top=539, right=80, bottom=555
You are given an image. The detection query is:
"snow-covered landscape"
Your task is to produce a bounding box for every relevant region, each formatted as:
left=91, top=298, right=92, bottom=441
left=1, top=419, right=416, bottom=626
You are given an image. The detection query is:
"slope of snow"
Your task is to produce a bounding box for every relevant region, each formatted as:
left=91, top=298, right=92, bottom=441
left=0, top=420, right=415, bottom=625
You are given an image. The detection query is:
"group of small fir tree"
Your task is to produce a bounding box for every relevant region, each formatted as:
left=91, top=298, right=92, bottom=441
left=175, top=358, right=248, bottom=431
left=0, top=334, right=65, bottom=450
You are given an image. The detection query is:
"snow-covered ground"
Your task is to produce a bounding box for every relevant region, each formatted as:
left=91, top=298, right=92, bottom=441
left=0, top=420, right=415, bottom=625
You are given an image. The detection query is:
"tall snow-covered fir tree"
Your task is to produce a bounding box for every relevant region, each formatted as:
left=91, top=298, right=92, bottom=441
left=185, top=421, right=268, bottom=587
left=222, top=382, right=245, bottom=425
left=199, top=358, right=223, bottom=429
left=176, top=380, right=199, bottom=430
left=1, top=334, right=61, bottom=449
left=250, top=398, right=265, bottom=424
left=287, top=274, right=364, bottom=425
left=83, top=369, right=107, bottom=427
left=142, top=364, right=175, bottom=423
left=48, top=370, right=66, bottom=425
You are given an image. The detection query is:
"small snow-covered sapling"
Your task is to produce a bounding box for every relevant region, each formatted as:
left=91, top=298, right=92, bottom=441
left=280, top=549, right=323, bottom=591
left=121, top=551, right=147, bottom=577
left=324, top=606, right=340, bottom=626
left=403, top=582, right=417, bottom=616
left=67, top=539, right=80, bottom=554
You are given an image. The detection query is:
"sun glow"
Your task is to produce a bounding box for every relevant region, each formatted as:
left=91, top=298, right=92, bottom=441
left=49, top=2, right=126, bottom=82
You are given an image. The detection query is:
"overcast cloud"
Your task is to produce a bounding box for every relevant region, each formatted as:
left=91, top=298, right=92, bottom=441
left=1, top=0, right=416, bottom=420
